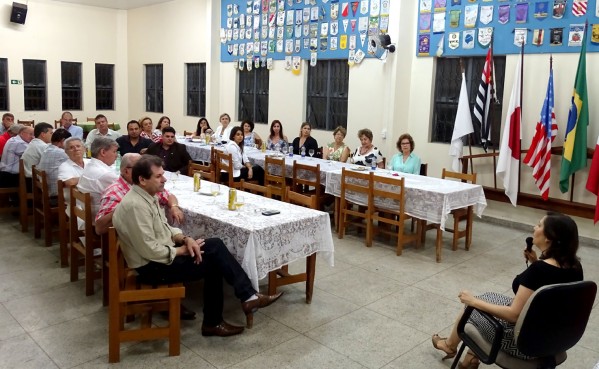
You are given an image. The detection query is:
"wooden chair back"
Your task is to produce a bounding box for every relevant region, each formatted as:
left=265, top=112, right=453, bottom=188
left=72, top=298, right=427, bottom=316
left=420, top=163, right=428, bottom=176
left=187, top=160, right=212, bottom=177
left=215, top=150, right=241, bottom=189
left=107, top=228, right=184, bottom=363
left=87, top=117, right=96, bottom=122
left=264, top=155, right=286, bottom=198
left=284, top=187, right=317, bottom=209
left=31, top=166, right=59, bottom=247
left=17, top=120, right=34, bottom=127
left=69, top=186, right=102, bottom=296
left=54, top=118, right=78, bottom=128
left=371, top=175, right=420, bottom=255
left=337, top=168, right=374, bottom=247
left=183, top=130, right=194, bottom=137
left=19, top=159, right=33, bottom=232
left=240, top=179, right=271, bottom=197
left=107, top=123, right=116, bottom=130
left=57, top=180, right=70, bottom=268
left=442, top=169, right=477, bottom=184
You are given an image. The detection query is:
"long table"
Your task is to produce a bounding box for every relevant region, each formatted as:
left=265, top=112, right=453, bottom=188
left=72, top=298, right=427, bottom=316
left=164, top=174, right=335, bottom=291
left=179, top=139, right=487, bottom=230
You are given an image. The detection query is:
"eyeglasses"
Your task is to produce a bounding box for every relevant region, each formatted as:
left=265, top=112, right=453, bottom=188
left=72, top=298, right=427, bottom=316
left=401, top=142, right=411, bottom=145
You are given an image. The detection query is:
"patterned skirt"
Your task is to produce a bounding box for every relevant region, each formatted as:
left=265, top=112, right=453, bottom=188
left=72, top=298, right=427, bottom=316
left=468, top=292, right=531, bottom=359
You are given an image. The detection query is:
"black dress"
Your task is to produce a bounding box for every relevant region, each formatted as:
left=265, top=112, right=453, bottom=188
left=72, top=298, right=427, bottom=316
left=291, top=136, right=318, bottom=156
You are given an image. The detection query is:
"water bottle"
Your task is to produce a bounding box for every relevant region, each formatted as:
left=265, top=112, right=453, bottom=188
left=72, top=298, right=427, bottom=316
left=288, top=146, right=293, bottom=158
left=370, top=156, right=377, bottom=171
left=301, top=146, right=306, bottom=158
left=115, top=152, right=121, bottom=173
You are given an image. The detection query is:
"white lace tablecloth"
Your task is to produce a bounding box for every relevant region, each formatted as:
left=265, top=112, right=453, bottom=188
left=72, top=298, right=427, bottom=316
left=325, top=169, right=487, bottom=230
left=164, top=174, right=334, bottom=291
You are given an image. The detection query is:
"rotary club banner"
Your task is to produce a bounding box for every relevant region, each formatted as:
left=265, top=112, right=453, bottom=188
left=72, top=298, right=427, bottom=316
left=534, top=1, right=549, bottom=19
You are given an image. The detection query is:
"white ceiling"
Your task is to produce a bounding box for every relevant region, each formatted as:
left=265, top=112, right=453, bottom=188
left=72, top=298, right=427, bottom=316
left=45, top=0, right=174, bottom=10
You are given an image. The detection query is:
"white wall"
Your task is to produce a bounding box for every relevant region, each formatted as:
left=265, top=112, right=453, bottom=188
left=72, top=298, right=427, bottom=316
left=0, top=0, right=128, bottom=126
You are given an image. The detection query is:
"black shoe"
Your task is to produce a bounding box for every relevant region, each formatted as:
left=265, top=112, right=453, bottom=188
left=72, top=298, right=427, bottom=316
left=201, top=320, right=244, bottom=337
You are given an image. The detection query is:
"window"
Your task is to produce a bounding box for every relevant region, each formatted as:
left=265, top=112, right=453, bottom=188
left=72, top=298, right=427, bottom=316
left=186, top=63, right=206, bottom=117
left=431, top=56, right=506, bottom=147
left=0, top=58, right=7, bottom=111
left=61, top=61, right=82, bottom=110
left=238, top=68, right=269, bottom=123
left=23, top=59, right=47, bottom=111
left=306, top=60, right=349, bottom=131
left=95, top=64, right=114, bottom=110
left=145, top=64, right=163, bottom=113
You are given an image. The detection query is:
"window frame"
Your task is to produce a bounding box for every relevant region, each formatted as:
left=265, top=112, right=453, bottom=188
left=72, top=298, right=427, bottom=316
left=0, top=58, right=8, bottom=111
left=23, top=59, right=47, bottom=111
left=306, top=60, right=349, bottom=131
left=145, top=64, right=163, bottom=113
left=61, top=61, right=82, bottom=110
left=237, top=67, right=269, bottom=124
left=186, top=63, right=207, bottom=117
left=95, top=63, right=114, bottom=110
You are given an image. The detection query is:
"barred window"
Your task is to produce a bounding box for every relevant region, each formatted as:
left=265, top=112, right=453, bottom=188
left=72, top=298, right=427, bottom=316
left=145, top=64, right=163, bottom=113
left=95, top=64, right=114, bottom=110
left=431, top=56, right=506, bottom=147
left=306, top=60, right=349, bottom=131
left=186, top=63, right=206, bottom=117
left=0, top=58, right=8, bottom=111
left=238, top=68, right=269, bottom=123
left=61, top=61, right=82, bottom=110
left=23, top=59, right=47, bottom=111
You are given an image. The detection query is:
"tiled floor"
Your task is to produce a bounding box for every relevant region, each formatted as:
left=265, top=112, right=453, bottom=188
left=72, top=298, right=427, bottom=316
left=0, top=212, right=598, bottom=369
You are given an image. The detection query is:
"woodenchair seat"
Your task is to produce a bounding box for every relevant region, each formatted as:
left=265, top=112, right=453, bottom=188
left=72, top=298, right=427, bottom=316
left=107, top=228, right=184, bottom=363
left=0, top=187, right=19, bottom=215
left=240, top=179, right=271, bottom=197
left=292, top=161, right=333, bottom=210
left=264, top=155, right=286, bottom=199
left=268, top=187, right=317, bottom=303
left=32, top=166, right=59, bottom=247
left=337, top=168, right=373, bottom=247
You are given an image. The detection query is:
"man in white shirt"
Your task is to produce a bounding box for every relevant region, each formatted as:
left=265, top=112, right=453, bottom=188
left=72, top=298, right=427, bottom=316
left=0, top=125, right=34, bottom=188
left=58, top=137, right=86, bottom=206
left=0, top=113, right=14, bottom=135
left=38, top=129, right=72, bottom=197
left=59, top=111, right=83, bottom=139
left=22, top=122, right=53, bottom=178
left=85, top=114, right=121, bottom=149
left=77, top=137, right=119, bottom=217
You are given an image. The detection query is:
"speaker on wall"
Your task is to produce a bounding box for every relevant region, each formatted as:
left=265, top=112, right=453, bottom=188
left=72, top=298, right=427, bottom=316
left=10, top=2, right=28, bottom=25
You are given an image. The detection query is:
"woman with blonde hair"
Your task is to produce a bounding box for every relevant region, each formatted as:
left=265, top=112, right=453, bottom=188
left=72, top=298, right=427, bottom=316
left=324, top=126, right=350, bottom=162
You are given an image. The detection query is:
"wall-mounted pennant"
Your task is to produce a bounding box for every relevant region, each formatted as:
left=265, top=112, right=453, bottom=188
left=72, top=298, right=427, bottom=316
left=233, top=43, right=239, bottom=55
left=418, top=34, right=431, bottom=55
left=464, top=5, right=478, bottom=28
left=341, top=2, right=349, bottom=17
left=370, top=0, right=380, bottom=16
left=351, top=2, right=359, bottom=16
left=267, top=58, right=274, bottom=70
left=451, top=0, right=461, bottom=5
left=320, top=36, right=328, bottom=50
left=303, top=7, right=310, bottom=22
left=331, top=20, right=339, bottom=35
left=572, top=0, right=588, bottom=16
left=553, top=0, right=566, bottom=19
left=463, top=29, right=475, bottom=48
left=436, top=34, right=444, bottom=56
left=331, top=3, right=339, bottom=19
left=534, top=2, right=548, bottom=19
left=449, top=9, right=460, bottom=27
left=330, top=36, right=338, bottom=50
left=350, top=18, right=357, bottom=32
left=568, top=23, right=585, bottom=46
left=360, top=0, right=368, bottom=15
left=592, top=24, right=599, bottom=44
left=433, top=12, right=445, bottom=33
left=514, top=28, right=527, bottom=46
left=380, top=15, right=389, bottom=32
left=596, top=0, right=599, bottom=16
left=477, top=26, right=493, bottom=47
left=550, top=27, right=563, bottom=45
left=368, top=17, right=379, bottom=35
left=348, top=50, right=355, bottom=66
left=295, top=9, right=303, bottom=24
left=532, top=29, right=544, bottom=46
left=284, top=56, right=292, bottom=70
left=238, top=58, right=245, bottom=70
left=498, top=4, right=510, bottom=24
left=343, top=19, right=349, bottom=32
left=381, top=0, right=390, bottom=14
left=515, top=3, right=528, bottom=23
left=434, top=0, right=447, bottom=12
left=480, top=5, right=493, bottom=24
left=349, top=34, right=357, bottom=49
left=292, top=56, right=301, bottom=75
left=295, top=39, right=301, bottom=52
left=448, top=31, right=460, bottom=49
left=420, top=0, right=432, bottom=13
left=340, top=34, right=348, bottom=49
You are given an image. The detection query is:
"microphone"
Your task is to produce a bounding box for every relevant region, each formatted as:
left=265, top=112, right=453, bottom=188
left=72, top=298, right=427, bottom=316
left=525, top=237, right=533, bottom=252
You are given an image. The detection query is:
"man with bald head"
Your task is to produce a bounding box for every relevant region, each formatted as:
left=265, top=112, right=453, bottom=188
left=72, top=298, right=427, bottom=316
left=59, top=111, right=83, bottom=139
left=0, top=125, right=34, bottom=187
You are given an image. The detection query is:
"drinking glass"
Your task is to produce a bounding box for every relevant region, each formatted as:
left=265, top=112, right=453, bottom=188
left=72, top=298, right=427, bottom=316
left=171, top=171, right=179, bottom=189
left=308, top=148, right=315, bottom=160
left=210, top=184, right=220, bottom=196
left=235, top=194, right=245, bottom=210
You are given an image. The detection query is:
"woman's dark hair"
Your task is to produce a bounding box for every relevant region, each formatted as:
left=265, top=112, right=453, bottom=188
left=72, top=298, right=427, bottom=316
left=229, top=126, right=244, bottom=152
left=242, top=120, right=255, bottom=132
left=195, top=117, right=211, bottom=135
left=269, top=120, right=284, bottom=140
left=540, top=212, right=581, bottom=269
left=132, top=155, right=164, bottom=185
left=156, top=116, right=170, bottom=130
left=357, top=128, right=373, bottom=142
left=397, top=133, right=415, bottom=152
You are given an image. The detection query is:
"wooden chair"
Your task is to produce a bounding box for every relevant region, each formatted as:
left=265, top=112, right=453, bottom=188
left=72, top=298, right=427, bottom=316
left=17, top=120, right=34, bottom=127
left=57, top=180, right=70, bottom=268
left=267, top=187, right=318, bottom=303
left=19, top=159, right=33, bottom=232
left=187, top=160, right=214, bottom=181
left=0, top=185, right=19, bottom=216
left=183, top=130, right=194, bottom=137
left=107, top=228, right=184, bottom=363
left=54, top=118, right=77, bottom=128
left=420, top=163, right=428, bottom=176
left=87, top=117, right=96, bottom=122
left=70, top=187, right=102, bottom=296
left=107, top=123, right=116, bottom=130
left=292, top=161, right=329, bottom=209
left=371, top=175, right=421, bottom=256
left=264, top=155, right=286, bottom=199
left=215, top=151, right=242, bottom=189
left=239, top=179, right=271, bottom=197
left=31, top=166, right=59, bottom=247
left=337, top=168, right=373, bottom=247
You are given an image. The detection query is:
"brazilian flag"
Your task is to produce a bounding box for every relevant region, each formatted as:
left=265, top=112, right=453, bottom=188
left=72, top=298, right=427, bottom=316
left=559, top=35, right=589, bottom=193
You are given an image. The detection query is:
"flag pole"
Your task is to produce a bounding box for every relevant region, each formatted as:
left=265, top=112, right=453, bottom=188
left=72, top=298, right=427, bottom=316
left=517, top=37, right=524, bottom=195
left=459, top=57, right=474, bottom=174
left=488, top=36, right=497, bottom=188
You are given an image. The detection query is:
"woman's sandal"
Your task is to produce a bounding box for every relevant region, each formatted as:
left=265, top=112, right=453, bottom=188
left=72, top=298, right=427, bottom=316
left=458, top=350, right=480, bottom=369
left=431, top=334, right=457, bottom=360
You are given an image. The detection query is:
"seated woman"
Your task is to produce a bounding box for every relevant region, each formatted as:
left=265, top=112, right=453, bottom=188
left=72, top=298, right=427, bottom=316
left=432, top=212, right=583, bottom=369
left=212, top=113, right=233, bottom=143
left=152, top=116, right=171, bottom=143
left=139, top=116, right=153, bottom=140
left=350, top=128, right=384, bottom=168
left=389, top=133, right=421, bottom=174
left=242, top=119, right=262, bottom=147
left=223, top=126, right=264, bottom=185
left=266, top=120, right=288, bottom=151
left=194, top=117, right=213, bottom=138
left=291, top=122, right=318, bottom=156
left=324, top=126, right=350, bottom=162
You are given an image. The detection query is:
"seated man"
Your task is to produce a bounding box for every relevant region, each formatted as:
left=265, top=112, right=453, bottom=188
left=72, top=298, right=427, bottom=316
left=0, top=112, right=14, bottom=135
left=0, top=124, right=22, bottom=160
left=38, top=129, right=72, bottom=197
left=58, top=137, right=85, bottom=205
left=77, top=137, right=119, bottom=217
left=22, top=122, right=53, bottom=178
left=85, top=114, right=121, bottom=150
left=0, top=125, right=34, bottom=188
left=59, top=111, right=83, bottom=139
left=113, top=155, right=282, bottom=336
left=145, top=126, right=191, bottom=174
left=116, top=120, right=153, bottom=156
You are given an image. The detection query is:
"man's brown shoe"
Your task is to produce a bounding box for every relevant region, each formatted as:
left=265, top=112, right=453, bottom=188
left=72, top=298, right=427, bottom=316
left=201, top=321, right=245, bottom=337
left=241, top=292, right=283, bottom=328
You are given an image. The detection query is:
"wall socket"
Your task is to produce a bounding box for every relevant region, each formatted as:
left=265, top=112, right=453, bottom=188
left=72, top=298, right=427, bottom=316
left=381, top=129, right=387, bottom=140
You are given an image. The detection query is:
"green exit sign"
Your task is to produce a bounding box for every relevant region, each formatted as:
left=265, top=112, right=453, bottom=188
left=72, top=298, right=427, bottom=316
left=10, top=79, right=22, bottom=85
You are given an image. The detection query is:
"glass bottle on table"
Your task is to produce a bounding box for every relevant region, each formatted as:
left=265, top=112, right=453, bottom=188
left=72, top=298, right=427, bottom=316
left=301, top=146, right=306, bottom=158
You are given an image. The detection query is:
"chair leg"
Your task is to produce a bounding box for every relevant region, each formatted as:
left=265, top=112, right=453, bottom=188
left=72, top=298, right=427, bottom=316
left=338, top=208, right=346, bottom=239
left=435, top=227, right=443, bottom=263
left=85, top=247, right=94, bottom=296
left=465, top=207, right=473, bottom=250
left=169, top=298, right=181, bottom=357
left=365, top=214, right=372, bottom=247
left=70, top=245, right=78, bottom=282
left=267, top=271, right=278, bottom=295
left=60, top=229, right=69, bottom=268
left=305, top=254, right=316, bottom=304
left=396, top=220, right=404, bottom=256
left=452, top=215, right=460, bottom=251
left=108, top=294, right=120, bottom=363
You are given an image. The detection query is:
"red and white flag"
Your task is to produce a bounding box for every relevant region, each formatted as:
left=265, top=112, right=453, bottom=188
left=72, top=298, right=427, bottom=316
left=586, top=134, right=599, bottom=224
left=497, top=52, right=523, bottom=206
left=572, top=0, right=588, bottom=16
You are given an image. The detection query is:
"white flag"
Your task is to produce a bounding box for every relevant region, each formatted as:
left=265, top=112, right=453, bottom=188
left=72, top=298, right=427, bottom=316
left=449, top=73, right=474, bottom=172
